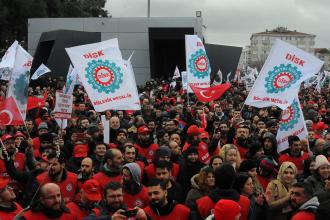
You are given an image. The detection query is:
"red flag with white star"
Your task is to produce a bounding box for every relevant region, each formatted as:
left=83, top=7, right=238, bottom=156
left=27, top=92, right=48, bottom=111
left=0, top=96, right=24, bottom=126
left=189, top=83, right=231, bottom=102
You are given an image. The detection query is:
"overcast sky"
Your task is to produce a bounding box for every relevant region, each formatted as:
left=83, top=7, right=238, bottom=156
left=105, top=0, right=329, bottom=49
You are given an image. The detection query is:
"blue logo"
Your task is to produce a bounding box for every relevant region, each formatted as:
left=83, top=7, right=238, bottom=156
left=85, top=60, right=123, bottom=94
left=279, top=100, right=300, bottom=131
left=188, top=49, right=210, bottom=79
left=265, top=64, right=302, bottom=94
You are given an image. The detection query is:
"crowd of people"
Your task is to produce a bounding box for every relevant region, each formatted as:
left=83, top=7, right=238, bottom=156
left=0, top=77, right=330, bottom=220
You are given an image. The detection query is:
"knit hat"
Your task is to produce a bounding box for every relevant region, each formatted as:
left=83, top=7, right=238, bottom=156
left=259, top=157, right=277, bottom=173
left=215, top=164, right=236, bottom=189
left=38, top=122, right=48, bottom=130
left=155, top=146, right=171, bottom=158
left=314, top=155, right=330, bottom=170
left=238, top=159, right=257, bottom=173
left=214, top=199, right=241, bottom=220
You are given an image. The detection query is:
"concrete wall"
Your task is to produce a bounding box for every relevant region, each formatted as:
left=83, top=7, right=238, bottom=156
left=28, top=17, right=203, bottom=85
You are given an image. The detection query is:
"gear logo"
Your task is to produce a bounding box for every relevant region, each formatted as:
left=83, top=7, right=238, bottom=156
left=85, top=60, right=123, bottom=94
left=13, top=71, right=29, bottom=105
left=188, top=49, right=210, bottom=79
left=265, top=64, right=302, bottom=94
left=279, top=100, right=300, bottom=131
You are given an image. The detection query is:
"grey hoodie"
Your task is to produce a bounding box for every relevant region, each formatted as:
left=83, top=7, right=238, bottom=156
left=123, top=162, right=141, bottom=186
left=298, top=196, right=319, bottom=212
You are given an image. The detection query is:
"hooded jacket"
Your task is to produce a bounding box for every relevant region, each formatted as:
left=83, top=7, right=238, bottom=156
left=266, top=161, right=297, bottom=220
left=185, top=174, right=211, bottom=209
left=122, top=163, right=149, bottom=208
left=291, top=196, right=319, bottom=220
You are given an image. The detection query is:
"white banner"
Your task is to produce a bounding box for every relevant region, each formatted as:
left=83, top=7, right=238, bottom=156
left=7, top=45, right=33, bottom=120
left=181, top=71, right=188, bottom=90
left=54, top=91, right=73, bottom=119
left=66, top=39, right=140, bottom=112
left=101, top=115, right=110, bottom=144
left=276, top=97, right=308, bottom=153
left=31, top=63, right=51, bottom=80
left=245, top=39, right=323, bottom=110
left=64, top=65, right=79, bottom=95
left=0, top=41, right=18, bottom=81
left=185, top=35, right=210, bottom=93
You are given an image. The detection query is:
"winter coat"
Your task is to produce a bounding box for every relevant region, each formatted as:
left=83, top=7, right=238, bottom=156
left=304, top=174, right=326, bottom=195
left=185, top=174, right=211, bottom=209
left=266, top=161, right=297, bottom=220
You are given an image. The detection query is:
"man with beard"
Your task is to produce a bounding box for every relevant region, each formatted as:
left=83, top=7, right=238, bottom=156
left=134, top=126, right=159, bottom=164
left=67, top=179, right=102, bottom=218
left=154, top=160, right=183, bottom=203
left=0, top=134, right=26, bottom=180
left=0, top=177, right=23, bottom=219
left=228, top=123, right=254, bottom=159
left=77, top=157, right=94, bottom=189
left=85, top=182, right=147, bottom=220
left=290, top=182, right=319, bottom=220
left=122, top=163, right=149, bottom=208
left=36, top=152, right=78, bottom=203
left=92, top=149, right=123, bottom=189
left=278, top=136, right=309, bottom=173
left=21, top=183, right=75, bottom=219
left=143, top=178, right=191, bottom=220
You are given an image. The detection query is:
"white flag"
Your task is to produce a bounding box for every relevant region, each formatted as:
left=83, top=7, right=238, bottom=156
left=181, top=71, right=188, bottom=90
left=226, top=72, right=232, bottom=82
left=7, top=45, right=33, bottom=120
left=66, top=39, right=140, bottom=111
left=101, top=115, right=109, bottom=144
left=0, top=41, right=18, bottom=80
left=185, top=35, right=211, bottom=93
left=245, top=39, right=323, bottom=110
left=64, top=65, right=79, bottom=95
left=276, top=97, right=308, bottom=153
left=173, top=66, right=181, bottom=79
left=315, top=72, right=325, bottom=93
left=212, top=68, right=223, bottom=85
left=31, top=63, right=51, bottom=80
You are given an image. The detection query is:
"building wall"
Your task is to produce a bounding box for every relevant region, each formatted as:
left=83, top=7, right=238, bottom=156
left=248, top=30, right=315, bottom=68
left=28, top=17, right=203, bottom=85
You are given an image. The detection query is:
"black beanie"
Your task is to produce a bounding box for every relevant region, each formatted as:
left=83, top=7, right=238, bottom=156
left=238, top=159, right=257, bottom=173
left=215, top=163, right=236, bottom=189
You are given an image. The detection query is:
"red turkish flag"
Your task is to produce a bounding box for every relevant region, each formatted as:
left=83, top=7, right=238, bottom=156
left=0, top=96, right=24, bottom=126
left=27, top=92, right=48, bottom=111
left=189, top=83, right=231, bottom=102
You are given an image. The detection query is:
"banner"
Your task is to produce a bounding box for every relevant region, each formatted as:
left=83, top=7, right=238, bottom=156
left=181, top=71, right=188, bottom=90
left=0, top=41, right=18, bottom=81
left=64, top=65, right=79, bottom=95
left=54, top=91, right=73, bottom=119
left=185, top=35, right=210, bottom=93
left=66, top=39, right=140, bottom=111
left=276, top=97, right=308, bottom=153
left=245, top=39, right=323, bottom=110
left=101, top=115, right=110, bottom=144
left=31, top=63, right=51, bottom=80
left=7, top=45, right=33, bottom=120
left=173, top=66, right=181, bottom=79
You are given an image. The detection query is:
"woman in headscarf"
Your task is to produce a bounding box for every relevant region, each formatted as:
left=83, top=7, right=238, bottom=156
left=265, top=161, right=297, bottom=220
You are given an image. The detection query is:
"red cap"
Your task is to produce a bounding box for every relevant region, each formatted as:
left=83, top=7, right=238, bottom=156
left=14, top=132, right=26, bottom=139
left=214, top=199, right=241, bottom=220
left=73, top=144, right=88, bottom=158
left=187, top=125, right=204, bottom=136
left=138, top=126, right=150, bottom=134
left=314, top=121, right=329, bottom=131
left=0, top=178, right=9, bottom=191
left=82, top=179, right=102, bottom=202
left=1, top=134, right=14, bottom=142
left=200, top=131, right=209, bottom=139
